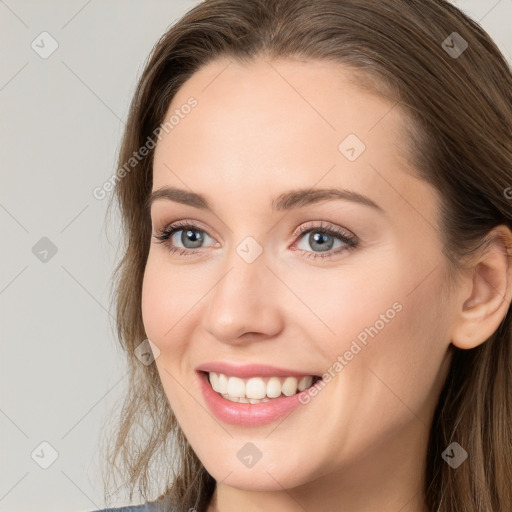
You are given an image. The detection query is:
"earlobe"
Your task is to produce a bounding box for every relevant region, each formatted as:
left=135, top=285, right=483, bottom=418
left=451, top=225, right=512, bottom=350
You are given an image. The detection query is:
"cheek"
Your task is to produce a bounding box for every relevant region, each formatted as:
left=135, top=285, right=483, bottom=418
left=141, top=258, right=203, bottom=413
left=141, top=256, right=194, bottom=356
left=141, top=262, right=166, bottom=342
left=331, top=266, right=451, bottom=429
left=304, top=254, right=450, bottom=411
left=310, top=239, right=451, bottom=371
left=284, top=258, right=405, bottom=353
left=290, top=269, right=451, bottom=472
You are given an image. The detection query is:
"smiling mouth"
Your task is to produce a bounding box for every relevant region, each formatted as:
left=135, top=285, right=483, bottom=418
left=203, top=371, right=322, bottom=403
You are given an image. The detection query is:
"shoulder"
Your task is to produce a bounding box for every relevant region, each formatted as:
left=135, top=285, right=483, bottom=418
left=89, top=492, right=182, bottom=512
left=91, top=506, right=152, bottom=512
left=91, top=501, right=175, bottom=512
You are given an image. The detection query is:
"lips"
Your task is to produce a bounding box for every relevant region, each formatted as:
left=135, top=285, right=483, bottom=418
left=195, top=362, right=323, bottom=426
left=197, top=371, right=312, bottom=426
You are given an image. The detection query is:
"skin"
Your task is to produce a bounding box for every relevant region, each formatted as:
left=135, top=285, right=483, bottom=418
left=141, top=57, right=512, bottom=512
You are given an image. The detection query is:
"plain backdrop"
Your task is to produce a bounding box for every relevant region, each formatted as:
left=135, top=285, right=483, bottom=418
left=1, top=1, right=511, bottom=511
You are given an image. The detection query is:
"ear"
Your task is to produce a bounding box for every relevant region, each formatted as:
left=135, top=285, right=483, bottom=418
left=451, top=225, right=512, bottom=350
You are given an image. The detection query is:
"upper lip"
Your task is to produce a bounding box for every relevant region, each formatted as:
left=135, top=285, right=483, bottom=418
left=196, top=361, right=319, bottom=379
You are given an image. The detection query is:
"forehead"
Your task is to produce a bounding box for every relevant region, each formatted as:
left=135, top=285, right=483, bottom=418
left=151, top=57, right=435, bottom=224
left=157, top=57, right=406, bottom=154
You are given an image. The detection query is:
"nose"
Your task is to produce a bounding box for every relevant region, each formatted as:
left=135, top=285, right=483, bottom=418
left=201, top=246, right=285, bottom=344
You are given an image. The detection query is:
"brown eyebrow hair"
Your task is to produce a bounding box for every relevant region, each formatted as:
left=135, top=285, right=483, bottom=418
left=146, top=186, right=383, bottom=212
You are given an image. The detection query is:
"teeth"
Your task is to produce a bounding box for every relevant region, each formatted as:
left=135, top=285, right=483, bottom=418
left=227, top=376, right=245, bottom=397
left=218, top=373, right=228, bottom=394
left=208, top=372, right=315, bottom=401
left=221, top=394, right=271, bottom=403
left=282, top=377, right=299, bottom=396
left=266, top=377, right=282, bottom=398
left=246, top=377, right=267, bottom=399
left=298, top=376, right=313, bottom=391
left=209, top=372, right=220, bottom=392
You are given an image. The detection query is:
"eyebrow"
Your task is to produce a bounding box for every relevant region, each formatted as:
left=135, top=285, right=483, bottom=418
left=146, top=186, right=383, bottom=212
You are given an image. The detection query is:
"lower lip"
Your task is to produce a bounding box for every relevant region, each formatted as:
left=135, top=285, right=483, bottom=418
left=197, top=371, right=310, bottom=427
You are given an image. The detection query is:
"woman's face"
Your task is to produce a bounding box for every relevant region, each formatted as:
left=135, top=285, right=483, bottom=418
left=142, top=58, right=456, bottom=495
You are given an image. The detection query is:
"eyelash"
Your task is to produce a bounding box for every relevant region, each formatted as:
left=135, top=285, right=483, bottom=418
left=152, top=220, right=358, bottom=260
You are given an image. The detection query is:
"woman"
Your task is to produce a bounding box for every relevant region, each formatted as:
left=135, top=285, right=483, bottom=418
left=95, top=0, right=512, bottom=511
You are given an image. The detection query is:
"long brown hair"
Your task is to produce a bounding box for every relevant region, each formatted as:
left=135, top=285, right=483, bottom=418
left=101, top=1, right=512, bottom=510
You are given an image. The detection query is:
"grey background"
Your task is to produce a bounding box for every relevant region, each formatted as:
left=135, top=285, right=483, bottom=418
left=1, top=1, right=511, bottom=511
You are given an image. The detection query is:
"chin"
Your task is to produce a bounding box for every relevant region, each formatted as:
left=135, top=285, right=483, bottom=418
left=200, top=453, right=313, bottom=492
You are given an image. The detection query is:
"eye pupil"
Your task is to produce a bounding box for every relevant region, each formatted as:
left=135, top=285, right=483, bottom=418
left=309, top=232, right=333, bottom=252
left=182, top=229, right=203, bottom=248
